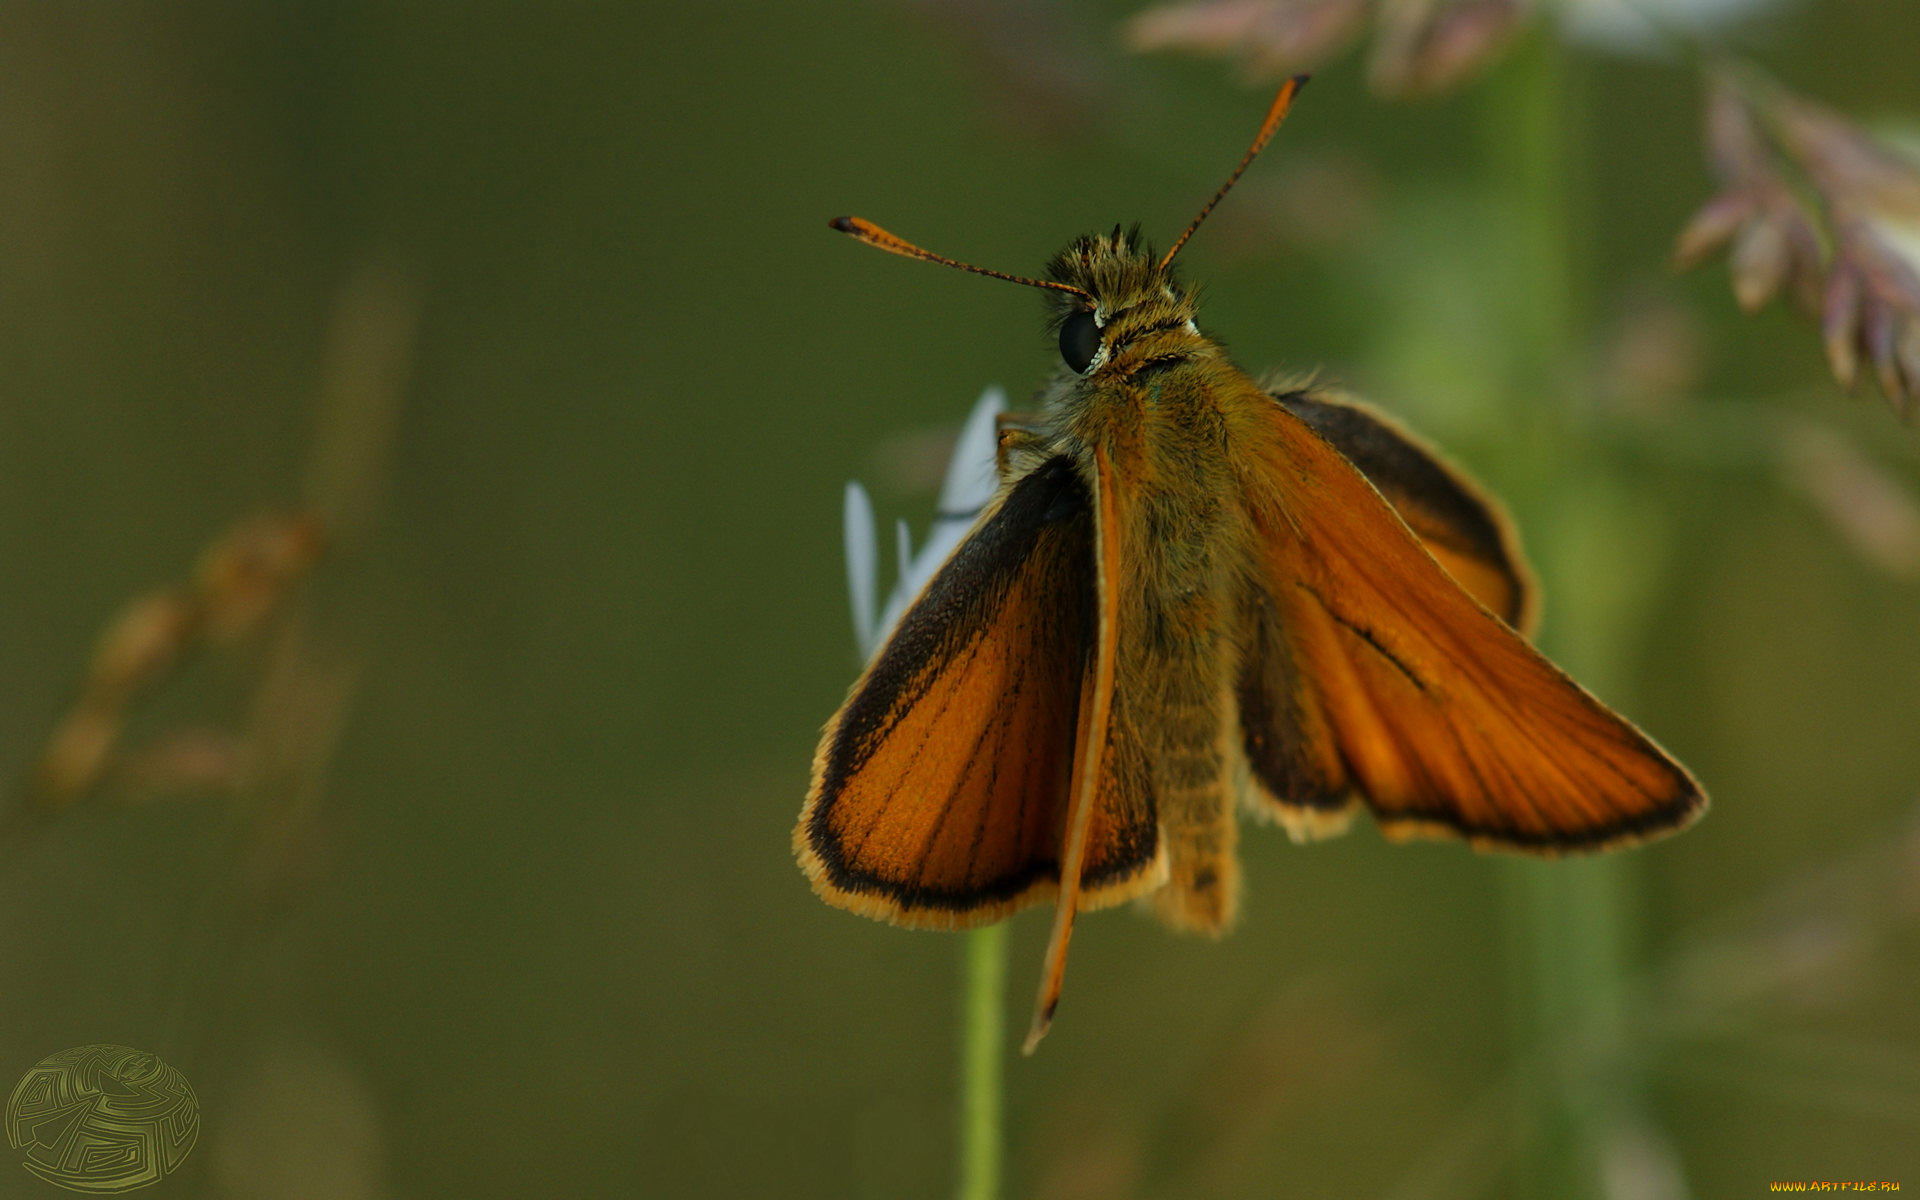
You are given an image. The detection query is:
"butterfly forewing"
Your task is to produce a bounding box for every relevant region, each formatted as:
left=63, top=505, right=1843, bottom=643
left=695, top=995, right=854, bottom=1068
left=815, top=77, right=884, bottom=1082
left=798, top=455, right=1159, bottom=928
left=1270, top=388, right=1535, bottom=632
left=1236, top=394, right=1705, bottom=851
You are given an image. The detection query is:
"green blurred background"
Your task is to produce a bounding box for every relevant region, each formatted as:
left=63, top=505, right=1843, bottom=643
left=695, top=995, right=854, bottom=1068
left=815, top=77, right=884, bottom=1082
left=1, top=3, right=1916, bottom=1197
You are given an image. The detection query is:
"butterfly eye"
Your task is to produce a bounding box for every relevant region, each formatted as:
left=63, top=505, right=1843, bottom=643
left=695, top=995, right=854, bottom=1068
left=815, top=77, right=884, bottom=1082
left=1059, top=310, right=1101, bottom=374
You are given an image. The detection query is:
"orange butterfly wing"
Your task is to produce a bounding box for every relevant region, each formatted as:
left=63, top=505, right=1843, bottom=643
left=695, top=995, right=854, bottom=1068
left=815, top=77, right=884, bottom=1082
left=797, top=456, right=1159, bottom=928
left=1236, top=392, right=1705, bottom=850
left=1270, top=388, right=1535, bottom=632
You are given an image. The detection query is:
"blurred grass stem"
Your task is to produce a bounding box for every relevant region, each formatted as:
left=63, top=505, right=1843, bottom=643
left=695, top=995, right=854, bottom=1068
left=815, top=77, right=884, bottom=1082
left=1482, top=25, right=1662, bottom=1200
left=957, top=923, right=1008, bottom=1200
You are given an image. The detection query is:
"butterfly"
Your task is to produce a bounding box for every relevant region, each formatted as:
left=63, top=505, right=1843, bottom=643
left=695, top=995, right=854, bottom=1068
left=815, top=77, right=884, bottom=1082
left=795, top=77, right=1705, bottom=1052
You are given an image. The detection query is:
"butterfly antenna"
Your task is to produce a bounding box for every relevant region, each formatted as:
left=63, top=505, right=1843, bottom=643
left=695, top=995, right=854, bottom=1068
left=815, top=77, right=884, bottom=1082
left=829, top=216, right=1092, bottom=300
left=1159, top=75, right=1310, bottom=271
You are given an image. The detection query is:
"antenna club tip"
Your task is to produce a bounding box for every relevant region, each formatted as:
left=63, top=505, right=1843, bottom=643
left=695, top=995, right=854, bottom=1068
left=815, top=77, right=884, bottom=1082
left=1291, top=73, right=1311, bottom=88
left=828, top=216, right=858, bottom=233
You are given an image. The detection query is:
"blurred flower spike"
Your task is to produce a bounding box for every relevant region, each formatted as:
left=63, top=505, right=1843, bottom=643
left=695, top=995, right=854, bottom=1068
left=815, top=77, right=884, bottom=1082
left=1127, top=0, right=1368, bottom=86
left=1677, top=71, right=1920, bottom=418
left=32, top=511, right=326, bottom=806
left=1368, top=0, right=1525, bottom=99
left=1125, top=0, right=1783, bottom=100
left=1673, top=78, right=1826, bottom=315
left=1126, top=0, right=1520, bottom=100
left=844, top=387, right=1006, bottom=657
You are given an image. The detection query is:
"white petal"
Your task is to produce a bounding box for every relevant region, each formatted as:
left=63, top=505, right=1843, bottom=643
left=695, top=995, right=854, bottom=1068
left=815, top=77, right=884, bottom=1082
left=894, top=517, right=915, bottom=585
left=873, top=387, right=1011, bottom=641
left=877, top=517, right=920, bottom=644
left=937, top=385, right=1007, bottom=517
left=842, top=480, right=879, bottom=654
left=914, top=385, right=1006, bottom=585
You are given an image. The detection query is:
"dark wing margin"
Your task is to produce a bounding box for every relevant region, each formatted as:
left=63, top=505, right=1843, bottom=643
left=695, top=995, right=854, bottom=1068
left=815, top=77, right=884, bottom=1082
left=1272, top=388, right=1536, bottom=633
left=797, top=455, right=1156, bottom=928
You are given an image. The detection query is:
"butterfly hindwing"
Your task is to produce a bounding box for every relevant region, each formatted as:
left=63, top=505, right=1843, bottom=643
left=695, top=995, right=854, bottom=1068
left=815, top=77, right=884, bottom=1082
left=1236, top=391, right=1705, bottom=851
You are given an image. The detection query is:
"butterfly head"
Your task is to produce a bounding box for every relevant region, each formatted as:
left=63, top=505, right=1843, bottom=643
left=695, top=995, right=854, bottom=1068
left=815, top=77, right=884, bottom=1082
left=1045, top=225, right=1200, bottom=377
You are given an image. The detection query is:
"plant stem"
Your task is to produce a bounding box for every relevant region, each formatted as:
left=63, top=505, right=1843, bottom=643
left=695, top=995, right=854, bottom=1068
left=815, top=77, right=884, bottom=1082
left=1483, top=26, right=1653, bottom=1200
left=956, top=923, right=1008, bottom=1200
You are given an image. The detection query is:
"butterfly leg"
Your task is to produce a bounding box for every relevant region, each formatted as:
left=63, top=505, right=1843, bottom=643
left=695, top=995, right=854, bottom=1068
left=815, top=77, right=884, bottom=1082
left=995, top=412, right=1049, bottom=474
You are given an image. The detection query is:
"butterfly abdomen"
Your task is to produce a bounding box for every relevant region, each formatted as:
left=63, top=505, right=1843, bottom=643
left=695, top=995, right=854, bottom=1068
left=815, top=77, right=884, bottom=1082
left=1095, top=382, right=1257, bottom=934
